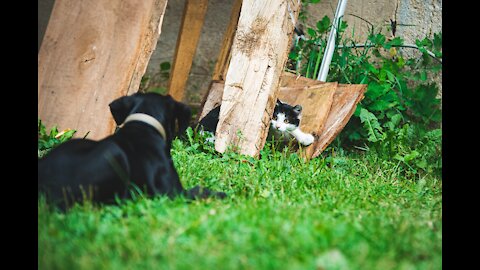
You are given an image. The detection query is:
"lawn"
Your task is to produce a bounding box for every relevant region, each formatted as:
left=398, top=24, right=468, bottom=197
left=38, top=136, right=442, bottom=270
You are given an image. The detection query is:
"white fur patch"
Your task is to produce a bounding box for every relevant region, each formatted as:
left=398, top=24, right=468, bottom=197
left=270, top=113, right=297, bottom=132
left=270, top=113, right=315, bottom=146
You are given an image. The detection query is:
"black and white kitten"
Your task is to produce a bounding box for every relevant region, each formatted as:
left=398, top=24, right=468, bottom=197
left=270, top=99, right=314, bottom=146
left=196, top=99, right=314, bottom=146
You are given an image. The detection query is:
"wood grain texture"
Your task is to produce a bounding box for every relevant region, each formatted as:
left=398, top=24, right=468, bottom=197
left=215, top=0, right=301, bottom=157
left=38, top=0, right=168, bottom=140
left=278, top=81, right=337, bottom=159
left=167, top=0, right=208, bottom=101
left=196, top=80, right=225, bottom=121
left=313, top=83, right=366, bottom=157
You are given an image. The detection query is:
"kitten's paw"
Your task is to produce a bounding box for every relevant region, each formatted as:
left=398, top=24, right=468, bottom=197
left=205, top=136, right=215, bottom=144
left=298, top=133, right=315, bottom=146
left=199, top=130, right=215, bottom=144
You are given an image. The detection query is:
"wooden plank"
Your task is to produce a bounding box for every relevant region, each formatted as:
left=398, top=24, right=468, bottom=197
left=312, top=84, right=366, bottom=158
left=279, top=71, right=326, bottom=88
left=196, top=80, right=225, bottom=121
left=211, top=0, right=243, bottom=81
left=167, top=0, right=208, bottom=101
left=278, top=82, right=337, bottom=159
left=38, top=0, right=168, bottom=140
left=215, top=0, right=301, bottom=157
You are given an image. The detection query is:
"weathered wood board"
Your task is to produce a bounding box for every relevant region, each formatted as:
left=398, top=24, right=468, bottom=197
left=196, top=80, right=225, bottom=122
left=278, top=81, right=337, bottom=159
left=313, top=83, right=366, bottom=157
left=214, top=0, right=301, bottom=157
left=38, top=0, right=168, bottom=140
left=167, top=0, right=208, bottom=101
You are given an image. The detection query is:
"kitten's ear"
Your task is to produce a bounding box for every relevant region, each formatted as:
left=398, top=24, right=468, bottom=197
left=293, top=105, right=302, bottom=114
left=276, top=99, right=283, bottom=106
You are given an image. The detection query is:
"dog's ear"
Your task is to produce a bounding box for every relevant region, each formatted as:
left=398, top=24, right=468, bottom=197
left=173, top=99, right=191, bottom=136
left=109, top=95, right=140, bottom=125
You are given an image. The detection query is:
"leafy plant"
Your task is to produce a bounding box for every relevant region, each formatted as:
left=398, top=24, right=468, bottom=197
left=288, top=14, right=442, bottom=176
left=139, top=61, right=171, bottom=94
left=38, top=119, right=76, bottom=158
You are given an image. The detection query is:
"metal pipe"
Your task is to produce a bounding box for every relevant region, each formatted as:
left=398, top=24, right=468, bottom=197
left=317, top=0, right=349, bottom=81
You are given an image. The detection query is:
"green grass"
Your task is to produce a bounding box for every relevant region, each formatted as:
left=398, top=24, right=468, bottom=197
left=38, top=136, right=442, bottom=270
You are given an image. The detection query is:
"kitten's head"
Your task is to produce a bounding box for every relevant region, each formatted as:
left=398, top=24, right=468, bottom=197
left=271, top=99, right=302, bottom=132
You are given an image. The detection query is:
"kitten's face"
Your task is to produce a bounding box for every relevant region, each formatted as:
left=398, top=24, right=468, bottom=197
left=270, top=100, right=302, bottom=132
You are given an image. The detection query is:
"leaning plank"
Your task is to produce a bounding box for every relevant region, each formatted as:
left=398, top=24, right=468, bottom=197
left=279, top=71, right=326, bottom=88
left=196, top=80, right=225, bottom=121
left=215, top=0, right=301, bottom=157
left=312, top=84, right=367, bottom=158
left=38, top=0, right=168, bottom=140
left=278, top=81, right=337, bottom=159
left=167, top=0, right=208, bottom=101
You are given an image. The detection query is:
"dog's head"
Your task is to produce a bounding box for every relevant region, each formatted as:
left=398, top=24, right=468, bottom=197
left=109, top=93, right=191, bottom=144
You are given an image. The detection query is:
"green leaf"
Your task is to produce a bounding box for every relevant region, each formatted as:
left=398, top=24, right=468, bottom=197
left=160, top=62, right=171, bottom=71
left=58, top=130, right=76, bottom=142
left=289, top=51, right=298, bottom=60
left=307, top=28, right=316, bottom=38
left=369, top=99, right=391, bottom=111
left=365, top=83, right=387, bottom=100
left=404, top=150, right=420, bottom=163
left=386, top=70, right=396, bottom=82
left=420, top=71, right=427, bottom=81
left=369, top=33, right=386, bottom=47
left=433, top=33, right=442, bottom=51
left=384, top=114, right=402, bottom=131
left=384, top=37, right=403, bottom=49
left=49, top=126, right=58, bottom=138
left=359, top=108, right=384, bottom=142
left=316, top=16, right=331, bottom=33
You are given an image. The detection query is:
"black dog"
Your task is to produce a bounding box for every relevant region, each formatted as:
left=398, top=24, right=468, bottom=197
left=38, top=93, right=226, bottom=209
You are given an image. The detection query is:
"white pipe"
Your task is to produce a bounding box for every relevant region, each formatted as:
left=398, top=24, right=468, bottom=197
left=317, top=0, right=348, bottom=81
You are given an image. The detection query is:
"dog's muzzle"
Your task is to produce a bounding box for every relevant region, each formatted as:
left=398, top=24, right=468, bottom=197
left=120, top=113, right=167, bottom=140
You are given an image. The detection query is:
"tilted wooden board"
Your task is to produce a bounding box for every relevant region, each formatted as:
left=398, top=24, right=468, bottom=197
left=38, top=0, right=168, bottom=140
left=278, top=81, right=337, bottom=159
left=215, top=0, right=301, bottom=157
left=313, top=83, right=366, bottom=157
left=196, top=80, right=225, bottom=122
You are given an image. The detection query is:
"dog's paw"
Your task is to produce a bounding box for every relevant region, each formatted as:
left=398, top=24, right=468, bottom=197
left=213, top=191, right=227, bottom=199
left=186, top=185, right=227, bottom=200
left=298, top=133, right=315, bottom=146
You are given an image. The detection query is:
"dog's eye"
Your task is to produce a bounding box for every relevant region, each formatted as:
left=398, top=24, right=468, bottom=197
left=284, top=119, right=289, bottom=123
